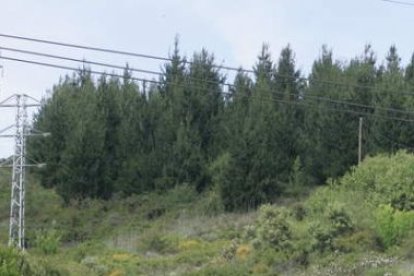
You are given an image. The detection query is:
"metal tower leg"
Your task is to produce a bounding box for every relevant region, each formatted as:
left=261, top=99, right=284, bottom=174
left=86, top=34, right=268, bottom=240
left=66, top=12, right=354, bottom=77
left=8, top=95, right=27, bottom=249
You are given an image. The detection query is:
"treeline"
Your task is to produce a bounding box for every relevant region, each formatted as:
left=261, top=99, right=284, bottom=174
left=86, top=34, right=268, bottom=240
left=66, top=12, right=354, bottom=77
left=28, top=43, right=414, bottom=210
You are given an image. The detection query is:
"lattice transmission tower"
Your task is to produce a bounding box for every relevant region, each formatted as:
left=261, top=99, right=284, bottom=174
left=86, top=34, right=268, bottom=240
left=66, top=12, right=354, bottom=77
left=0, top=94, right=47, bottom=249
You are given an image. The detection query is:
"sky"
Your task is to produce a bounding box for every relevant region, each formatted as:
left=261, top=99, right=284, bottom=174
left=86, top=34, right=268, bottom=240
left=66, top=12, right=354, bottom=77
left=0, top=0, right=414, bottom=157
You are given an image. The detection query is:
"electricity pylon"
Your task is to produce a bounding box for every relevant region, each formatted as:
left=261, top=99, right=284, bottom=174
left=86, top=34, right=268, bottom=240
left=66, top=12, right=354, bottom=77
left=0, top=94, right=47, bottom=249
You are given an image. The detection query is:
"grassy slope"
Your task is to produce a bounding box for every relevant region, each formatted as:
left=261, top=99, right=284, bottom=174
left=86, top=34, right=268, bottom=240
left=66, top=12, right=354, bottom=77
left=2, top=152, right=414, bottom=275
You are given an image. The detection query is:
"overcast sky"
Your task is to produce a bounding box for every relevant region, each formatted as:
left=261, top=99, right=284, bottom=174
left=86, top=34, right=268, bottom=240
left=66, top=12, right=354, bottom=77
left=0, top=0, right=413, bottom=157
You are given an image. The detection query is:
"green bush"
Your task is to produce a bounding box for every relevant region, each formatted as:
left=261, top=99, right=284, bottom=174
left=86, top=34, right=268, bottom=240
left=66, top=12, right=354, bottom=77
left=34, top=229, right=61, bottom=255
left=0, top=247, right=32, bottom=276
left=221, top=239, right=239, bottom=261
left=287, top=156, right=308, bottom=197
left=308, top=206, right=354, bottom=253
left=333, top=229, right=377, bottom=253
left=341, top=151, right=414, bottom=210
left=328, top=206, right=354, bottom=236
left=255, top=205, right=292, bottom=252
left=291, top=203, right=307, bottom=221
left=309, top=223, right=335, bottom=253
left=197, top=188, right=224, bottom=216
left=374, top=204, right=414, bottom=249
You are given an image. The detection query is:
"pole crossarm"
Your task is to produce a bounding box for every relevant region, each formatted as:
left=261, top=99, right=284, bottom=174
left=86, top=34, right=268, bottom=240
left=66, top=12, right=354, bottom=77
left=0, top=163, right=46, bottom=168
left=0, top=124, right=15, bottom=134
left=0, top=94, right=17, bottom=106
left=0, top=132, right=50, bottom=138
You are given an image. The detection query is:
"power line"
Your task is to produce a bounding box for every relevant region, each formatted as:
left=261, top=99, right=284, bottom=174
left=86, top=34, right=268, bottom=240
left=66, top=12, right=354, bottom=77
left=2, top=54, right=414, bottom=123
left=5, top=45, right=414, bottom=105
left=0, top=33, right=253, bottom=74
left=0, top=46, right=163, bottom=76
left=0, top=55, right=412, bottom=123
left=0, top=46, right=236, bottom=89
left=3, top=42, right=414, bottom=99
left=0, top=46, right=414, bottom=114
left=381, top=0, right=414, bottom=6
left=2, top=34, right=414, bottom=96
left=4, top=32, right=412, bottom=93
left=375, top=132, right=414, bottom=150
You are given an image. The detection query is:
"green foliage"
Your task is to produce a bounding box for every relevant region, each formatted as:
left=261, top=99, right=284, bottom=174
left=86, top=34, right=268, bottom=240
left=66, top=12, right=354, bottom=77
left=374, top=204, right=414, bottom=249
left=34, top=229, right=61, bottom=255
left=341, top=151, right=414, bottom=210
left=8, top=151, right=414, bottom=274
left=333, top=229, right=377, bottom=253
left=255, top=205, right=292, bottom=252
left=26, top=41, right=414, bottom=223
left=307, top=204, right=354, bottom=253
left=21, top=42, right=414, bottom=275
left=328, top=206, right=354, bottom=236
left=197, top=188, right=224, bottom=216
left=287, top=156, right=308, bottom=196
left=0, top=247, right=32, bottom=276
left=221, top=239, right=239, bottom=261
left=141, top=233, right=178, bottom=254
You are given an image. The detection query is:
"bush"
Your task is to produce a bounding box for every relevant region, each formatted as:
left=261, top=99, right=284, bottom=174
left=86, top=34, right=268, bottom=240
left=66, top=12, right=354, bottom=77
left=291, top=203, right=307, bottom=221
left=374, top=204, right=414, bottom=249
left=34, top=229, right=61, bottom=255
left=197, top=187, right=224, bottom=216
left=341, top=151, right=414, bottom=210
left=333, top=229, right=377, bottom=253
left=0, top=247, right=32, bottom=276
left=287, top=156, right=308, bottom=197
left=221, top=239, right=239, bottom=261
left=255, top=205, right=292, bottom=252
left=308, top=206, right=354, bottom=253
left=328, top=206, right=354, bottom=236
left=309, top=223, right=335, bottom=253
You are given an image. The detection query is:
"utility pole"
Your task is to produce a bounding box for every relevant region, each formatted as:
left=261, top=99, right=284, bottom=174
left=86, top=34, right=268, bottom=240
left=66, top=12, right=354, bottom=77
left=358, top=117, right=363, bottom=165
left=0, top=94, right=47, bottom=249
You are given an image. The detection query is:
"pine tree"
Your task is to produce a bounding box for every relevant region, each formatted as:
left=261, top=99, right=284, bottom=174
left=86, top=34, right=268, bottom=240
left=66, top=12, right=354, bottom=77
left=370, top=46, right=407, bottom=153
left=303, top=46, right=357, bottom=183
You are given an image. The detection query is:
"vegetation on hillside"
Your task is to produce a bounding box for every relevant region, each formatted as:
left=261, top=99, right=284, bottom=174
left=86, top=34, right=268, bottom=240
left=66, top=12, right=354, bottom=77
left=28, top=43, right=414, bottom=210
left=2, top=151, right=414, bottom=274
left=2, top=43, right=414, bottom=274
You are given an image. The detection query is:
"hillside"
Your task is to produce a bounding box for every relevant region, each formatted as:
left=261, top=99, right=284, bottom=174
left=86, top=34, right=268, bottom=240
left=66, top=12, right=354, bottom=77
left=1, top=151, right=414, bottom=275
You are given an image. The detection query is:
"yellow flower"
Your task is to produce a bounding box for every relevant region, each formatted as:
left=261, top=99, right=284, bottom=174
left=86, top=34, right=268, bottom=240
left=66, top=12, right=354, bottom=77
left=236, top=244, right=251, bottom=260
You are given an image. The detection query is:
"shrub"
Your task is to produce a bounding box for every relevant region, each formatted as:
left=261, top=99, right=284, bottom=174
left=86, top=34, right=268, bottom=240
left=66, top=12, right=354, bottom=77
left=221, top=239, right=238, bottom=261
left=197, top=187, right=224, bottom=216
left=308, top=206, right=354, bottom=253
left=374, top=204, right=414, bottom=249
left=287, top=156, right=307, bottom=197
left=309, top=223, right=335, bottom=253
left=255, top=205, right=292, bottom=252
left=328, top=206, right=354, bottom=236
left=0, top=247, right=32, bottom=276
left=291, top=203, right=307, bottom=221
left=333, top=229, right=377, bottom=253
left=341, top=151, right=414, bottom=210
left=34, top=229, right=61, bottom=255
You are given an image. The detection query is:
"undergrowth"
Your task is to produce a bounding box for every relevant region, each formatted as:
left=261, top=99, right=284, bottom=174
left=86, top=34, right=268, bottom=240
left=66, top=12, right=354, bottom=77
left=1, top=151, right=414, bottom=275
